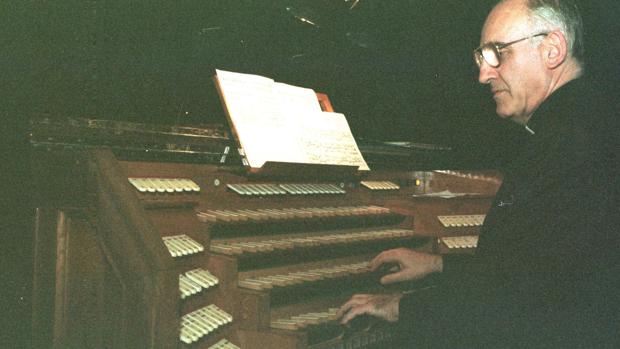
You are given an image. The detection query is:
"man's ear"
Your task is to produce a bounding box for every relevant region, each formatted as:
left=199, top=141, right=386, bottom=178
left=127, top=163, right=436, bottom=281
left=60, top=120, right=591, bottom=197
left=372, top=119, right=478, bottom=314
left=543, top=30, right=567, bottom=69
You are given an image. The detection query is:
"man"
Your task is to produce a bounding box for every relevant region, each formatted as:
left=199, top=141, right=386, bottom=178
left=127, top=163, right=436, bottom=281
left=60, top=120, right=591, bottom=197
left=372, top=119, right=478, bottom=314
left=338, top=0, right=618, bottom=347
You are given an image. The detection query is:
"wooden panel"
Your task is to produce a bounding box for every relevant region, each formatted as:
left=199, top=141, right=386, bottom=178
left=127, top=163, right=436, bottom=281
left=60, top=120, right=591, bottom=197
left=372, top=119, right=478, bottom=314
left=31, top=146, right=499, bottom=349
left=32, top=208, right=60, bottom=348
left=32, top=209, right=107, bottom=348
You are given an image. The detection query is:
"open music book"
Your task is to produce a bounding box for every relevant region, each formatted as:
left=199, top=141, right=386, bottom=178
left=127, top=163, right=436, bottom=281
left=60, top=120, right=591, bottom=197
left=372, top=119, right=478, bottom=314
left=214, top=69, right=370, bottom=172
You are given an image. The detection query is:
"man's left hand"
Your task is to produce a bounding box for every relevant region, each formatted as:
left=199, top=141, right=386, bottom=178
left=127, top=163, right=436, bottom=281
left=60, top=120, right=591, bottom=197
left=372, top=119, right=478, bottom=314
left=337, top=293, right=403, bottom=324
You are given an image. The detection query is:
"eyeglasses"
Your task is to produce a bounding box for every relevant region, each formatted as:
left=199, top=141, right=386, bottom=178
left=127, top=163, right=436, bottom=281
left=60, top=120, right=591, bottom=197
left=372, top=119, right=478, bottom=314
left=473, top=32, right=548, bottom=68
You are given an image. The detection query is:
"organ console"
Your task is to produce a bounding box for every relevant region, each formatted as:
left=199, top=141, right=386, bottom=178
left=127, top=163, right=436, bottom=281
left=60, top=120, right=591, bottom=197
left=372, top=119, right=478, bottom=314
left=30, top=115, right=500, bottom=348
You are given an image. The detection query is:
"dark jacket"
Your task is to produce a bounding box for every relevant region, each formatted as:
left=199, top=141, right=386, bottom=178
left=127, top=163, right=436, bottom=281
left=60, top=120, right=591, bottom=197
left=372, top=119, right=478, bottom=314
left=398, top=78, right=619, bottom=348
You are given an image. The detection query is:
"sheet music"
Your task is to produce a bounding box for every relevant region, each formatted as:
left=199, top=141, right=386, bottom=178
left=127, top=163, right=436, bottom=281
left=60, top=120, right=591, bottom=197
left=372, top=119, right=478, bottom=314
left=215, top=70, right=282, bottom=167
left=274, top=82, right=323, bottom=115
left=297, top=112, right=370, bottom=171
left=215, top=69, right=369, bottom=171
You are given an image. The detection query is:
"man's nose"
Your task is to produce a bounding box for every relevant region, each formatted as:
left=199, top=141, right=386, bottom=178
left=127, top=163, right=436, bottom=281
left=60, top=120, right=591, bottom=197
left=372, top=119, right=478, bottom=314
left=478, top=61, right=498, bottom=85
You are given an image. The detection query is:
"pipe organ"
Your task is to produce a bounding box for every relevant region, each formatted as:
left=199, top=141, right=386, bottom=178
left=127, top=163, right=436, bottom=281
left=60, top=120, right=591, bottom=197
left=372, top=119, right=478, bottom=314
left=30, top=118, right=500, bottom=348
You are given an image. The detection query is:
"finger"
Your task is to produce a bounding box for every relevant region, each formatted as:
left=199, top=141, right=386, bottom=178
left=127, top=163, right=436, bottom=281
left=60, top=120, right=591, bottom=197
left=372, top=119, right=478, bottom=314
left=369, top=250, right=400, bottom=270
left=380, top=270, right=409, bottom=285
left=350, top=294, right=370, bottom=301
left=336, top=295, right=369, bottom=318
left=340, top=303, right=373, bottom=325
left=368, top=254, right=382, bottom=270
left=336, top=302, right=356, bottom=319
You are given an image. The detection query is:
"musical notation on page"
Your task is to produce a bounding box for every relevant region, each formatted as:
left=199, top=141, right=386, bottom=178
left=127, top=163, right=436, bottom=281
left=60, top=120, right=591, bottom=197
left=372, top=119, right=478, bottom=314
left=214, top=69, right=369, bottom=172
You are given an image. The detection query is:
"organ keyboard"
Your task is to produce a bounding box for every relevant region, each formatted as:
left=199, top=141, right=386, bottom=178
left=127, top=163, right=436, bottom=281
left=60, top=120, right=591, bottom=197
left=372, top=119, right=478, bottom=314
left=209, top=339, right=242, bottom=349
left=30, top=118, right=501, bottom=349
left=439, top=235, right=479, bottom=250
left=435, top=215, right=485, bottom=254
left=437, top=214, right=486, bottom=228
left=360, top=180, right=400, bottom=191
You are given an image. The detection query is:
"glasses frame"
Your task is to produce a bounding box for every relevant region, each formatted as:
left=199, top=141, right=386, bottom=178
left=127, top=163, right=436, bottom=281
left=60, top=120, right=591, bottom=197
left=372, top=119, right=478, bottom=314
left=474, top=32, right=549, bottom=68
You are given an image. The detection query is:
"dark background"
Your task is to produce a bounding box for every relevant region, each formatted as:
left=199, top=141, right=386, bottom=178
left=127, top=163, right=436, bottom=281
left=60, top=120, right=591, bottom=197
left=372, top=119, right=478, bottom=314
left=3, top=1, right=619, bottom=347
left=5, top=1, right=619, bottom=162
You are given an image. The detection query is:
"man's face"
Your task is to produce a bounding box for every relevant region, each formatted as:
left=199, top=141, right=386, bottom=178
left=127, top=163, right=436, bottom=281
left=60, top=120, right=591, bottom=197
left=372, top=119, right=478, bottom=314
left=478, top=0, right=548, bottom=124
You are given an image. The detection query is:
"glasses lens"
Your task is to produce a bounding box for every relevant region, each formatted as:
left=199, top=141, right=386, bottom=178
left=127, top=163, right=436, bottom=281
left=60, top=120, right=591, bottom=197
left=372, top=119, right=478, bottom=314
left=481, top=45, right=500, bottom=67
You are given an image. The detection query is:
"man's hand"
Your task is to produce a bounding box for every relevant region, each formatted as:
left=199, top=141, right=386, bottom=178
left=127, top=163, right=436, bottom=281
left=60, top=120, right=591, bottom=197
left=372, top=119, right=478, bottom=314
left=370, top=248, right=443, bottom=284
left=337, top=293, right=403, bottom=324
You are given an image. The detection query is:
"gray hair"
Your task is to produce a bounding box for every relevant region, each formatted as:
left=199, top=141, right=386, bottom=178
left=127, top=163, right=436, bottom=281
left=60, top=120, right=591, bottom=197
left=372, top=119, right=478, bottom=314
left=524, top=0, right=585, bottom=63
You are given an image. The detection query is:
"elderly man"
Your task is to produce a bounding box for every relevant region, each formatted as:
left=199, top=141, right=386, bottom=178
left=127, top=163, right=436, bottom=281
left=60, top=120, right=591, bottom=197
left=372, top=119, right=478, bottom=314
left=338, top=0, right=618, bottom=347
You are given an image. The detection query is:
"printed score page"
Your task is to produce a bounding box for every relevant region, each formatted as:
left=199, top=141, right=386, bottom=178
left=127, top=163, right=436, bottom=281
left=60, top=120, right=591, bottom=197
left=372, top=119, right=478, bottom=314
left=296, top=111, right=370, bottom=171
left=215, top=69, right=282, bottom=168
left=215, top=69, right=369, bottom=171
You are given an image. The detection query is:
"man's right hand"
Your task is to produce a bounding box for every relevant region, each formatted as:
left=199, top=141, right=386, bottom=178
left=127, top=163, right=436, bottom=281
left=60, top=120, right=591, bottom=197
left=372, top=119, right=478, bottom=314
left=369, top=248, right=443, bottom=284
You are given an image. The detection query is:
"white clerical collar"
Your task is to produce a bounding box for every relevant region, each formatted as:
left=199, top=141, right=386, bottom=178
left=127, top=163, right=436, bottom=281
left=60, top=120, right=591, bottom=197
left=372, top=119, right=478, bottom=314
left=524, top=124, right=535, bottom=135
